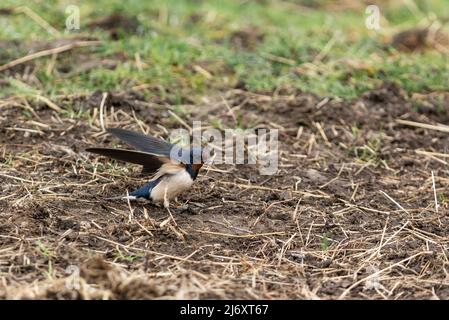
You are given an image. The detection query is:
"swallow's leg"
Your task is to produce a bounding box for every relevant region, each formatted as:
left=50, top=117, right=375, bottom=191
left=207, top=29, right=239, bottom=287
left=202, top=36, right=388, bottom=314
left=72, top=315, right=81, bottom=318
left=170, top=197, right=183, bottom=209
left=163, top=187, right=170, bottom=209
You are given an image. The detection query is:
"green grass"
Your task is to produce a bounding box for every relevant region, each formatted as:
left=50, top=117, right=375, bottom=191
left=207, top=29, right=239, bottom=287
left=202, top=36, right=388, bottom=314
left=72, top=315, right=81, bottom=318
left=0, top=0, right=448, bottom=101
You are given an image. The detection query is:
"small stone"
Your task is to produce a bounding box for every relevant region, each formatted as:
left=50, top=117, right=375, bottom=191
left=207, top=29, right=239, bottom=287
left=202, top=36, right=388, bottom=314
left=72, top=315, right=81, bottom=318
left=304, top=169, right=327, bottom=183
left=279, top=190, right=293, bottom=200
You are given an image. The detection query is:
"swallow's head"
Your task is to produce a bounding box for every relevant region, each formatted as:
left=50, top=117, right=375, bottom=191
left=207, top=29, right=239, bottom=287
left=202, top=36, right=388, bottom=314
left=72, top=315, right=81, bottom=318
left=190, top=147, right=213, bottom=171
left=170, top=146, right=212, bottom=169
left=181, top=147, right=210, bottom=180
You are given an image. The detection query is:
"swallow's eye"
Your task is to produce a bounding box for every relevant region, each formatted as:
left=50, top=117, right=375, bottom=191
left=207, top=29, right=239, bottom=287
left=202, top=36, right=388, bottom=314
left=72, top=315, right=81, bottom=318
left=201, top=149, right=214, bottom=164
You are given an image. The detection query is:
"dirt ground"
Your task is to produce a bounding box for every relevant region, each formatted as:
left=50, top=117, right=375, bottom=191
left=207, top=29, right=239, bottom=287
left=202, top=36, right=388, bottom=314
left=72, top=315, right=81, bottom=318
left=1, top=83, right=449, bottom=299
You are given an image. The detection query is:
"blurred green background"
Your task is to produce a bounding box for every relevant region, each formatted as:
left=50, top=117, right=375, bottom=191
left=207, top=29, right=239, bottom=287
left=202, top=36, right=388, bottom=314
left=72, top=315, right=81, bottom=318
left=0, top=0, right=448, bottom=100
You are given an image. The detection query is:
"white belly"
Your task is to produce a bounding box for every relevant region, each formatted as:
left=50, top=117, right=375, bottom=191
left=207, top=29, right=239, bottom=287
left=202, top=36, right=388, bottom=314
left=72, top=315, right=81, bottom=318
left=150, top=170, right=194, bottom=203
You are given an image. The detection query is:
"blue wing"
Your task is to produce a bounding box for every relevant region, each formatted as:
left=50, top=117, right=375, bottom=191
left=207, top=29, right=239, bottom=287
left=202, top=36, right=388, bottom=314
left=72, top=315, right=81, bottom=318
left=107, top=128, right=203, bottom=164
left=86, top=147, right=168, bottom=175
left=129, top=177, right=162, bottom=200
left=107, top=128, right=174, bottom=157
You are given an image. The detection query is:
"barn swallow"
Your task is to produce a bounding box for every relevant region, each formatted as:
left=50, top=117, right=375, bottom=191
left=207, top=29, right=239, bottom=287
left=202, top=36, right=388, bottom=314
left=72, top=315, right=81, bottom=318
left=86, top=128, right=208, bottom=207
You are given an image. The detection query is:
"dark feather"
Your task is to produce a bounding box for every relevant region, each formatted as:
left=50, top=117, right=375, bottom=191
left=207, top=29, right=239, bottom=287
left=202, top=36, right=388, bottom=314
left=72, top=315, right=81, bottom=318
left=107, top=128, right=174, bottom=157
left=130, top=177, right=162, bottom=200
left=86, top=147, right=167, bottom=174
left=141, top=165, right=158, bottom=175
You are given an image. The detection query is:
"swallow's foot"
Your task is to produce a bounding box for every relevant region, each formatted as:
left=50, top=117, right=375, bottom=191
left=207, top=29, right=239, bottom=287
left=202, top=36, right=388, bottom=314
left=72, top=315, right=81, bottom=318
left=177, top=203, right=198, bottom=215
